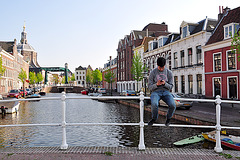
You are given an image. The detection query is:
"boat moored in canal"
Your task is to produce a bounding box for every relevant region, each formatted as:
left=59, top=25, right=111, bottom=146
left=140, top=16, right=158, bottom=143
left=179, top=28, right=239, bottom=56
left=202, top=131, right=240, bottom=151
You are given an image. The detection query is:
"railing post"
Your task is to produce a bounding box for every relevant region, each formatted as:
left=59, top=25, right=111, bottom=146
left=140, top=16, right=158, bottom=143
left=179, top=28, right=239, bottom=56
left=138, top=91, right=145, bottom=150
left=214, top=95, right=223, bottom=153
left=60, top=92, right=68, bottom=150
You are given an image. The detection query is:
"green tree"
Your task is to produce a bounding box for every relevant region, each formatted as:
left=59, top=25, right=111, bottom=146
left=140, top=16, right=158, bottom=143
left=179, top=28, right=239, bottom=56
left=131, top=51, right=146, bottom=92
left=71, top=73, right=75, bottom=81
left=53, top=74, right=59, bottom=84
left=36, top=72, right=43, bottom=84
left=18, top=68, right=27, bottom=97
left=92, top=69, right=102, bottom=86
left=104, top=69, right=115, bottom=89
left=86, top=68, right=93, bottom=87
left=0, top=56, right=6, bottom=78
left=231, top=30, right=240, bottom=60
left=29, top=71, right=37, bottom=85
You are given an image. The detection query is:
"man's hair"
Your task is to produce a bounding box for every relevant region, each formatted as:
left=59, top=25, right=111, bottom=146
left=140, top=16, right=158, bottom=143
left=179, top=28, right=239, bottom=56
left=157, top=57, right=166, bottom=67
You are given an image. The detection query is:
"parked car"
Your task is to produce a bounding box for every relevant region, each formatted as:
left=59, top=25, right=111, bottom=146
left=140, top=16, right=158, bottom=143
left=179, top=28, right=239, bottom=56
left=7, top=89, right=21, bottom=98
left=20, top=89, right=28, bottom=96
left=159, top=93, right=193, bottom=109
left=120, top=90, right=137, bottom=96
left=98, top=88, right=106, bottom=94
left=26, top=88, right=33, bottom=95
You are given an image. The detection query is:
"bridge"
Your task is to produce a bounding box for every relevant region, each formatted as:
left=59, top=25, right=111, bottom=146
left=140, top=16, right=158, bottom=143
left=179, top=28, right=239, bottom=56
left=30, top=63, right=71, bottom=85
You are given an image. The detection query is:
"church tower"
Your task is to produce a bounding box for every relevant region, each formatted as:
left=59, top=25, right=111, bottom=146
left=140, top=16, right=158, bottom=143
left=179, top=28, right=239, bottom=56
left=17, top=23, right=41, bottom=68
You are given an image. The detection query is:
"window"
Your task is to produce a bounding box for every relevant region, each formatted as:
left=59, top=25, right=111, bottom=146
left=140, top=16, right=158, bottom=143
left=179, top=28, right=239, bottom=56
left=228, top=77, right=237, bottom=99
left=76, top=76, right=78, bottom=80
left=196, top=46, right=202, bottom=64
left=174, top=52, right=178, bottom=68
left=227, top=50, right=236, bottom=70
left=213, top=78, right=221, bottom=97
left=214, top=53, right=221, bottom=71
left=181, top=75, right=185, bottom=93
left=188, top=48, right=192, bottom=66
left=76, top=72, right=78, bottom=74
left=174, top=76, right=178, bottom=93
left=188, top=75, right=193, bottom=94
left=180, top=50, right=184, bottom=67
left=80, top=76, right=81, bottom=80
left=182, top=26, right=187, bottom=38
left=224, top=23, right=239, bottom=39
left=167, top=53, right=171, bottom=70
left=197, top=74, right=202, bottom=94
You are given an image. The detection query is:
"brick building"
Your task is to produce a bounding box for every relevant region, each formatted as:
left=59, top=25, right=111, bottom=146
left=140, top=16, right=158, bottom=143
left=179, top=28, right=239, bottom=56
left=116, top=23, right=170, bottom=92
left=204, top=6, right=240, bottom=99
left=0, top=39, right=29, bottom=94
left=102, top=57, right=117, bottom=90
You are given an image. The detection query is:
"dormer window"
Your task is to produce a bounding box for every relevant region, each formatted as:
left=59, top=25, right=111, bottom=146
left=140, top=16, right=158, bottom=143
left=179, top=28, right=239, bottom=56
left=182, top=26, right=188, bottom=38
left=158, top=36, right=168, bottom=48
left=148, top=41, right=158, bottom=51
left=224, top=23, right=239, bottom=39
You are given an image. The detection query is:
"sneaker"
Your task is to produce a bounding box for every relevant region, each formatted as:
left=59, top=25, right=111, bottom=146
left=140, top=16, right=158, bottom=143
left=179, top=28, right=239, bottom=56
left=165, top=119, right=170, bottom=126
left=148, top=119, right=156, bottom=126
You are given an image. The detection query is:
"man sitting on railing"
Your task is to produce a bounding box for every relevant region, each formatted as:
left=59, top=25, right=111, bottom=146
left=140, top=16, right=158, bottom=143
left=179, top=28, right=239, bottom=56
left=148, top=57, right=176, bottom=126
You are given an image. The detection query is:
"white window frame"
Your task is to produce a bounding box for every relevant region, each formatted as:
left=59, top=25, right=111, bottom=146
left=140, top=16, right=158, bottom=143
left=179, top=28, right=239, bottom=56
left=212, top=77, right=222, bottom=98
left=213, top=52, right=222, bottom=72
left=227, top=76, right=238, bottom=99
left=226, top=49, right=237, bottom=71
left=224, top=23, right=239, bottom=39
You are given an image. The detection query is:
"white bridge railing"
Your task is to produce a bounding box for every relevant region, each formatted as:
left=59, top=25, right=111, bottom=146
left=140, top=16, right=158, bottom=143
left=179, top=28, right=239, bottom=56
left=0, top=92, right=240, bottom=152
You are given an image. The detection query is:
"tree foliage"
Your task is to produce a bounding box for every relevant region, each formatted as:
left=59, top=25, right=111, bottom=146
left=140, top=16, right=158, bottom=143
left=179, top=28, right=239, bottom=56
left=92, top=69, right=102, bottom=85
left=36, top=72, right=43, bottom=84
left=131, top=52, right=146, bottom=91
left=231, top=30, right=240, bottom=61
left=86, top=68, right=93, bottom=86
left=29, top=71, right=37, bottom=84
left=18, top=68, right=27, bottom=97
left=0, top=56, right=6, bottom=78
left=71, top=73, right=75, bottom=81
left=104, top=69, right=115, bottom=84
left=53, top=74, right=59, bottom=84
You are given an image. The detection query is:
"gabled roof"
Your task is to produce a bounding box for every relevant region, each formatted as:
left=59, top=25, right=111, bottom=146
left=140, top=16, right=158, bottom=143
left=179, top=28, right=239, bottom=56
left=75, top=66, right=86, bottom=70
left=206, top=6, right=240, bottom=45
left=142, top=23, right=168, bottom=32
left=0, top=41, right=14, bottom=54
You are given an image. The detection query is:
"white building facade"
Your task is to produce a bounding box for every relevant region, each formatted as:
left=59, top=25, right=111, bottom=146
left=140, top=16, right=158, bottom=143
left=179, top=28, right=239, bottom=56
left=75, top=66, right=86, bottom=87
left=170, top=19, right=217, bottom=96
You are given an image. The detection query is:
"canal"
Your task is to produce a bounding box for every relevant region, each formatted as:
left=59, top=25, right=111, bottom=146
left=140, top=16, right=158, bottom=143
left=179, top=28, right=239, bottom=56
left=0, top=93, right=213, bottom=149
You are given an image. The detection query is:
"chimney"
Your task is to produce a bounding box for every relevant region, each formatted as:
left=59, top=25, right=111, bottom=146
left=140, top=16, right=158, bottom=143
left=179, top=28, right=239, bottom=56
left=146, top=29, right=149, bottom=37
left=218, top=6, right=223, bottom=21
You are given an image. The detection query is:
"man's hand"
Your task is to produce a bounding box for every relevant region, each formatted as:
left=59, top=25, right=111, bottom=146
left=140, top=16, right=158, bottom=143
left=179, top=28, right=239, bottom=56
left=157, top=80, right=165, bottom=86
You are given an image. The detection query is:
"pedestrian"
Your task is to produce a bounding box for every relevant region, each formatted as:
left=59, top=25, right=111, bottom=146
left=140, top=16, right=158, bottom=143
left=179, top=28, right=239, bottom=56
left=148, top=57, right=176, bottom=126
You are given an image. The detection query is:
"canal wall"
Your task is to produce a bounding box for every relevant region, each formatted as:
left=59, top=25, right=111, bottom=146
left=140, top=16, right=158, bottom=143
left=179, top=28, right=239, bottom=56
left=117, top=100, right=214, bottom=126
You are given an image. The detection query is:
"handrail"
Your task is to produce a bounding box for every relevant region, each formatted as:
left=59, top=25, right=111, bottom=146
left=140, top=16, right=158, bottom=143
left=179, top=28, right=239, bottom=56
left=0, top=92, right=239, bottom=153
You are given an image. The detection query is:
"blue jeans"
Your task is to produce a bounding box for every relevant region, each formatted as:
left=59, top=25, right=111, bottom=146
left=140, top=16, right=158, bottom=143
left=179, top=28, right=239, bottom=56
left=150, top=90, right=176, bottom=120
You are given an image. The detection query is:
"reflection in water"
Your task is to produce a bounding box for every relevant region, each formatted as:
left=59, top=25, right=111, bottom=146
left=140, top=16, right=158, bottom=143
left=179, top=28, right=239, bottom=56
left=0, top=93, right=221, bottom=149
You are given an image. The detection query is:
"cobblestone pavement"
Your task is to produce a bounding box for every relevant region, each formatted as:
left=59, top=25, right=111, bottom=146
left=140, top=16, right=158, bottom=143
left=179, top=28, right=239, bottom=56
left=0, top=147, right=239, bottom=160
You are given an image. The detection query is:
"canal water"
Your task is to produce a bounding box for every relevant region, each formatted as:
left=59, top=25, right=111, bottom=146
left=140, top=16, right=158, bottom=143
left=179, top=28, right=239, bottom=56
left=0, top=93, right=213, bottom=149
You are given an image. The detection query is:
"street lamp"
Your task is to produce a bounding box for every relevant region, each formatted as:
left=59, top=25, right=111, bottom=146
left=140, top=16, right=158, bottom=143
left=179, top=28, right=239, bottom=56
left=109, top=56, right=112, bottom=96
left=142, top=71, right=148, bottom=96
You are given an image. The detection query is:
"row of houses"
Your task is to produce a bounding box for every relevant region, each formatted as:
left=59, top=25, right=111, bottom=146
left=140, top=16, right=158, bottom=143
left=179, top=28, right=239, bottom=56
left=113, top=6, right=240, bottom=100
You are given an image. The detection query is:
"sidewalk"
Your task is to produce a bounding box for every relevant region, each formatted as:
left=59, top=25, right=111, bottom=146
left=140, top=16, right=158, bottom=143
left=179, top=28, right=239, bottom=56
left=0, top=146, right=239, bottom=160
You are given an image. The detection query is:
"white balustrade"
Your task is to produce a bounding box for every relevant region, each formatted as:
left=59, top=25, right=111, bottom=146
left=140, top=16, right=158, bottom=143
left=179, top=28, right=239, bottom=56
left=0, top=93, right=239, bottom=153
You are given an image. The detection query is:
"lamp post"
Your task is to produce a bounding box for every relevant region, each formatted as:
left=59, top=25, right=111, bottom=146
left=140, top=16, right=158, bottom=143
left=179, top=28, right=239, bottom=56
left=142, top=71, right=148, bottom=96
left=109, top=56, right=112, bottom=96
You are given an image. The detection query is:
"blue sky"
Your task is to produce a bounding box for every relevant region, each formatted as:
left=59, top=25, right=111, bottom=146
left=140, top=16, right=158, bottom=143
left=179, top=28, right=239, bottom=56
left=0, top=0, right=239, bottom=72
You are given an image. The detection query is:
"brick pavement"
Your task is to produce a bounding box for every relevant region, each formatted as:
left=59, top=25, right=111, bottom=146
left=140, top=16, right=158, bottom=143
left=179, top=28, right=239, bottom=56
left=0, top=147, right=239, bottom=160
